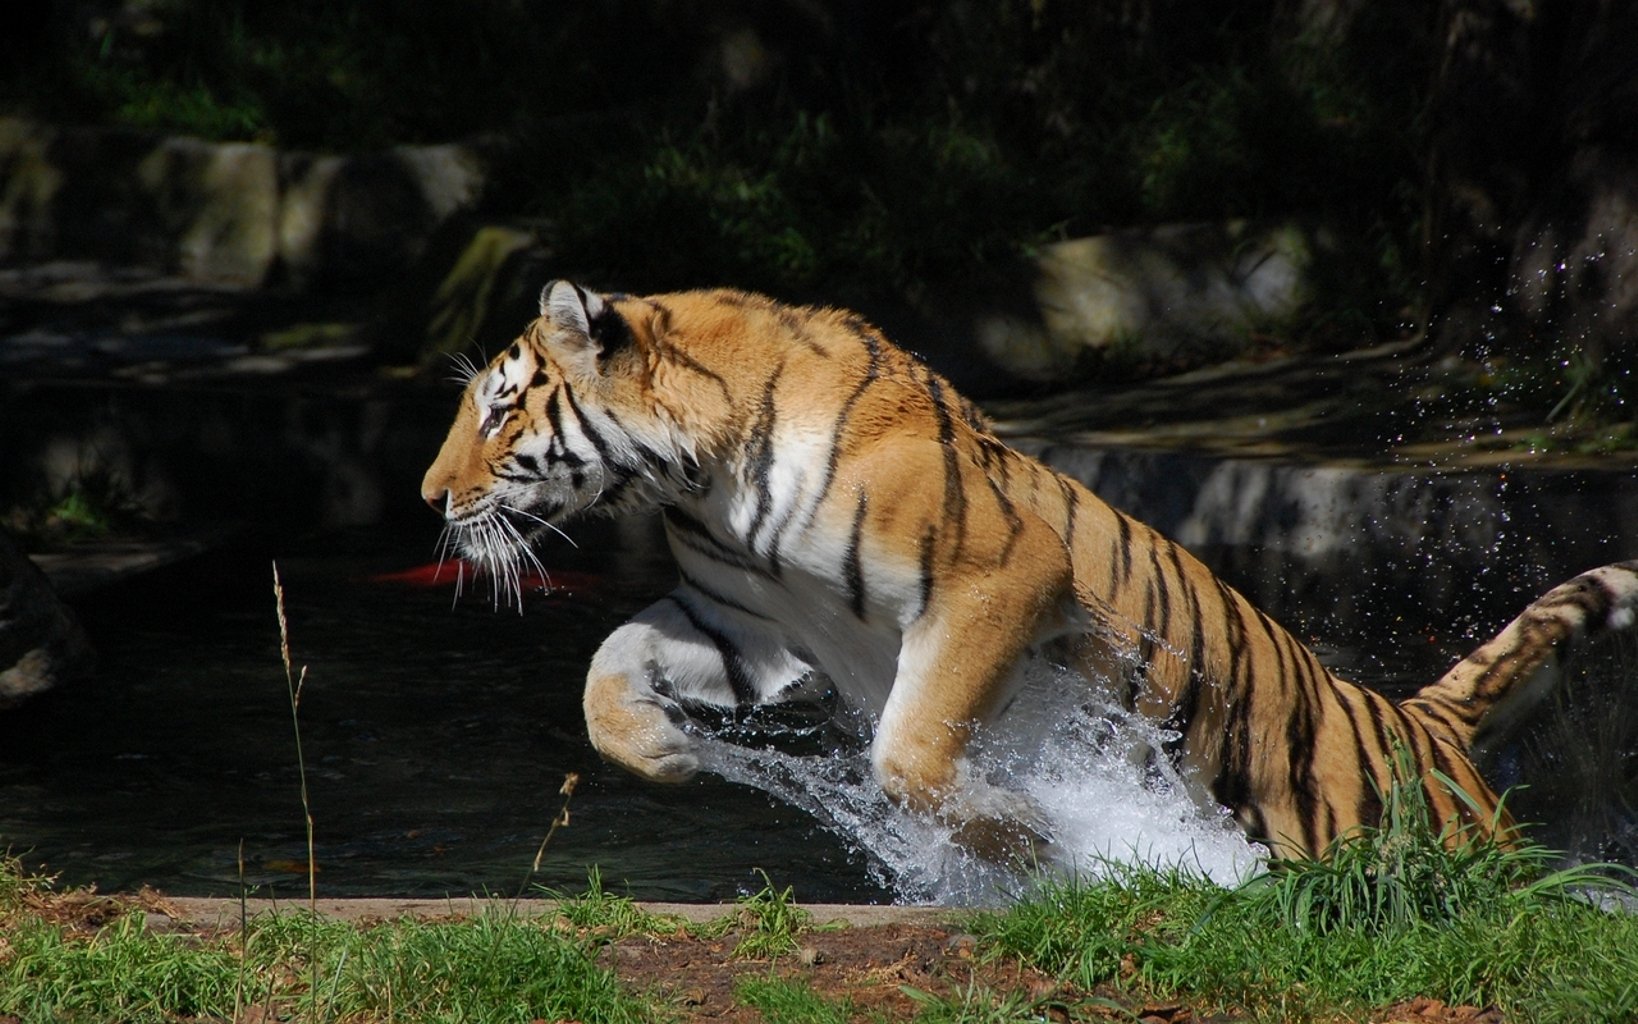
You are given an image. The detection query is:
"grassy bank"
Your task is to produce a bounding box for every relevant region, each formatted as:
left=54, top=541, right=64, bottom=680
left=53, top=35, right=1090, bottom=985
left=4, top=810, right=1636, bottom=1023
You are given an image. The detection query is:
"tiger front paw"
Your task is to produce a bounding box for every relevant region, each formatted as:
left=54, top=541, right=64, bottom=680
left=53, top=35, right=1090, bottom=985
left=583, top=674, right=702, bottom=783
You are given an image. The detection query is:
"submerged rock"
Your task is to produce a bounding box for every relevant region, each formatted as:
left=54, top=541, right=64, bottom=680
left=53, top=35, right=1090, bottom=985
left=0, top=527, right=94, bottom=709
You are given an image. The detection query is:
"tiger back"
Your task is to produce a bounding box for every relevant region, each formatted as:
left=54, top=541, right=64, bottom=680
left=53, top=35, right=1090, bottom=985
left=422, top=281, right=1638, bottom=862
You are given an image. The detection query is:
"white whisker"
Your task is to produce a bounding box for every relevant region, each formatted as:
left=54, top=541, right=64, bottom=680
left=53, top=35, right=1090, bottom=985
left=502, top=502, right=580, bottom=550
left=446, top=350, right=485, bottom=387
left=499, top=514, right=551, bottom=583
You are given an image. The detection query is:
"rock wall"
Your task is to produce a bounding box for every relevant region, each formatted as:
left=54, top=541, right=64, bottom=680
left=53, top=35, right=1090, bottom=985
left=903, top=220, right=1334, bottom=389
left=0, top=118, right=488, bottom=288
left=1018, top=439, right=1638, bottom=641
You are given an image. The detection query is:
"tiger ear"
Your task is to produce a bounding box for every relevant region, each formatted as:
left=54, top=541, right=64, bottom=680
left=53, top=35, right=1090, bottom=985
left=538, top=280, right=628, bottom=372
left=540, top=280, right=605, bottom=337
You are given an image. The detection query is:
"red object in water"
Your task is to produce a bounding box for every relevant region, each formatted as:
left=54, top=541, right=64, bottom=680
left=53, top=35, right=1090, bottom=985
left=369, top=560, right=598, bottom=594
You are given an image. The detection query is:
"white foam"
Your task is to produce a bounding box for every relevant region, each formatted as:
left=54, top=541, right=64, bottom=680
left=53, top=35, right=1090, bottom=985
left=699, top=669, right=1268, bottom=905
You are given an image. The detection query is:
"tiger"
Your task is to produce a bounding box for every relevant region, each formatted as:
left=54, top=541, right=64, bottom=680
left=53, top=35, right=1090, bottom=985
left=421, top=280, right=1638, bottom=863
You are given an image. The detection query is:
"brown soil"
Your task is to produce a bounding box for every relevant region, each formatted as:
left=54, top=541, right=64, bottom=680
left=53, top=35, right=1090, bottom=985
left=9, top=888, right=1506, bottom=1024
left=596, top=918, right=1503, bottom=1024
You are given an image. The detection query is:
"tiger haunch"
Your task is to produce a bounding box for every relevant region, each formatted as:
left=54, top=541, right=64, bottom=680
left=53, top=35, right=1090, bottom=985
left=422, top=281, right=1638, bottom=863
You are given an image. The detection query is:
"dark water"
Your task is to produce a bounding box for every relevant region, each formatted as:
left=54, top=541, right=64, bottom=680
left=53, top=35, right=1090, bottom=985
left=0, top=520, right=889, bottom=903
left=2, top=522, right=1634, bottom=903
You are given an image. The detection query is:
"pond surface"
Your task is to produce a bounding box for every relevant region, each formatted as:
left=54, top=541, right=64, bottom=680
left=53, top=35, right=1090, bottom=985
left=0, top=521, right=888, bottom=904
left=1, top=520, right=1633, bottom=904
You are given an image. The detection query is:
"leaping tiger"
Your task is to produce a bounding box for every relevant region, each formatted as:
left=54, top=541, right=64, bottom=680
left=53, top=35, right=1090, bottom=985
left=421, top=281, right=1638, bottom=863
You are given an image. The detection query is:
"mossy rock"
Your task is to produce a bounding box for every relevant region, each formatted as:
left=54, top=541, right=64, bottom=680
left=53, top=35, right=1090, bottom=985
left=372, top=218, right=551, bottom=369
left=969, top=220, right=1334, bottom=381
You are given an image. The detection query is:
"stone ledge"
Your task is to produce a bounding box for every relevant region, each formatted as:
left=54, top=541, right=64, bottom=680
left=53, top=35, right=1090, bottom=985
left=159, top=896, right=952, bottom=930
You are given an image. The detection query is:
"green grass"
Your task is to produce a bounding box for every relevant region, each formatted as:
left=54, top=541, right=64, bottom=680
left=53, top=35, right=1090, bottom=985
left=972, top=800, right=1638, bottom=1024
left=4, top=837, right=1637, bottom=1024
left=899, top=978, right=1056, bottom=1024
left=6, top=477, right=154, bottom=548
left=547, top=865, right=682, bottom=938
left=1, top=912, right=244, bottom=1023
left=736, top=975, right=854, bottom=1024
left=724, top=870, right=815, bottom=960
left=0, top=884, right=653, bottom=1024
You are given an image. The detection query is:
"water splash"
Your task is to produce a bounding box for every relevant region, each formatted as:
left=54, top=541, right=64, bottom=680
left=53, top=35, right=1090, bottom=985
left=698, top=667, right=1267, bottom=906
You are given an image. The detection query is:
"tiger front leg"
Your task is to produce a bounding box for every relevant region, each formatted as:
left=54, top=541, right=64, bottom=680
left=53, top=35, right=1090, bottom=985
left=872, top=532, right=1077, bottom=868
left=582, top=592, right=805, bottom=784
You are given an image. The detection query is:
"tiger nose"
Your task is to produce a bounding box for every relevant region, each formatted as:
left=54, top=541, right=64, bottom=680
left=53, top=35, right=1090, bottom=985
left=422, top=486, right=449, bottom=516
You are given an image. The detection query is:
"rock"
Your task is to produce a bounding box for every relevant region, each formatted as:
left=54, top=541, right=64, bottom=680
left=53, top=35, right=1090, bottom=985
left=0, top=527, right=94, bottom=709
left=276, top=143, right=488, bottom=290
left=965, top=220, right=1332, bottom=382
left=0, top=117, right=489, bottom=290
left=137, top=136, right=280, bottom=284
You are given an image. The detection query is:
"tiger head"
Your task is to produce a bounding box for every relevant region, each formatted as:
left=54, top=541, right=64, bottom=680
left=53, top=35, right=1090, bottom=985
left=421, top=281, right=689, bottom=594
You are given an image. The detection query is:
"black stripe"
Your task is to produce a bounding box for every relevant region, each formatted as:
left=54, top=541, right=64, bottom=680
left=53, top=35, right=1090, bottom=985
left=543, top=387, right=566, bottom=441
left=778, top=307, right=830, bottom=357
left=1215, top=580, right=1250, bottom=704
left=1343, top=692, right=1388, bottom=829
left=665, top=594, right=758, bottom=705
left=925, top=370, right=968, bottom=553
left=914, top=525, right=937, bottom=622
left=840, top=312, right=875, bottom=337
left=1285, top=680, right=1322, bottom=856
left=560, top=382, right=617, bottom=468
left=1057, top=474, right=1081, bottom=543
left=744, top=364, right=785, bottom=552
left=664, top=509, right=777, bottom=579
left=1113, top=515, right=1134, bottom=588
left=810, top=335, right=883, bottom=525
left=1128, top=633, right=1155, bottom=710
left=1209, top=587, right=1256, bottom=821
left=678, top=567, right=773, bottom=621
left=496, top=464, right=545, bottom=484
left=1162, top=550, right=1207, bottom=754
left=1241, top=805, right=1272, bottom=848
left=1147, top=546, right=1173, bottom=641
left=844, top=491, right=870, bottom=620
left=985, top=475, right=1025, bottom=564
left=648, top=307, right=734, bottom=403
left=1167, top=544, right=1207, bottom=679
left=1360, top=691, right=1400, bottom=808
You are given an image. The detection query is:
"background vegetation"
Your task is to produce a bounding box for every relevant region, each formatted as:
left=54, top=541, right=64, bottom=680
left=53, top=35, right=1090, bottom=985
left=0, top=2, right=1422, bottom=316
left=3, top=0, right=1634, bottom=423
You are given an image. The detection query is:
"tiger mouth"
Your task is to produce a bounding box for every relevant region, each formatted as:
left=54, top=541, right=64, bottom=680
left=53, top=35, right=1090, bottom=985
left=436, top=500, right=563, bottom=608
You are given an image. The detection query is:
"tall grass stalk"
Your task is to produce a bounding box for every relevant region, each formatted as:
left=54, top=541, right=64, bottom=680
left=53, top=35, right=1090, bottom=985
left=271, top=561, right=322, bottom=1019
left=233, top=838, right=248, bottom=1022
left=519, top=771, right=580, bottom=898
left=271, top=561, right=316, bottom=913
